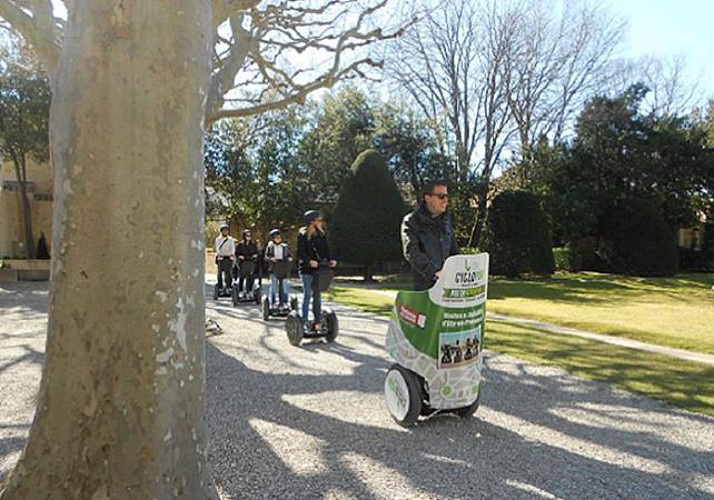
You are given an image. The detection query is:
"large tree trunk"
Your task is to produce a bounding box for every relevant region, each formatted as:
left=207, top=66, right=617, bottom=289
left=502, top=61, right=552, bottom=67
left=1, top=2, right=213, bottom=499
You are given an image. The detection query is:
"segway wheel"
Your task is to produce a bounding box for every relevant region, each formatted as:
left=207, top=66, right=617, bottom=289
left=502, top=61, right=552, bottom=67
left=231, top=285, right=239, bottom=307
left=261, top=295, right=270, bottom=321
left=384, top=364, right=422, bottom=428
left=253, top=285, right=262, bottom=305
left=289, top=296, right=298, bottom=311
left=454, top=391, right=480, bottom=419
left=285, top=311, right=303, bottom=346
left=213, top=285, right=219, bottom=300
left=324, top=310, right=338, bottom=342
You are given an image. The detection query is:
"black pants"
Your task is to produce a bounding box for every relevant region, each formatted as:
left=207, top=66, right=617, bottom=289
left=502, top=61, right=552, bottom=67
left=217, top=257, right=233, bottom=289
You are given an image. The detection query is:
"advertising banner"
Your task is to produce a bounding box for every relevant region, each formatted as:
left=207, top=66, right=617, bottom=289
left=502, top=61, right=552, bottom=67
left=386, top=254, right=489, bottom=409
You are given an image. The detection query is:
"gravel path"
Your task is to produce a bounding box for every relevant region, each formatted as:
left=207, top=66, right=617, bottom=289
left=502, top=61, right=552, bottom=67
left=1, top=281, right=713, bottom=499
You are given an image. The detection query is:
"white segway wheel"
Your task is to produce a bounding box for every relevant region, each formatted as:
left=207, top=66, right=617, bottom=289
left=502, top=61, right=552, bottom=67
left=261, top=295, right=270, bottom=321
left=325, top=310, right=338, bottom=342
left=384, top=364, right=422, bottom=428
left=285, top=311, right=303, bottom=346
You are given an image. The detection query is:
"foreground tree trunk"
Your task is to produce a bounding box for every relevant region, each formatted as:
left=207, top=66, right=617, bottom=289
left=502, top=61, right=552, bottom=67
left=1, top=2, right=212, bottom=498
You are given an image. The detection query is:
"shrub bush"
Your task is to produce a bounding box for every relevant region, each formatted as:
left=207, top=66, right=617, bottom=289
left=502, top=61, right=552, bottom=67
left=597, top=198, right=678, bottom=277
left=483, top=190, right=555, bottom=278
left=553, top=246, right=581, bottom=272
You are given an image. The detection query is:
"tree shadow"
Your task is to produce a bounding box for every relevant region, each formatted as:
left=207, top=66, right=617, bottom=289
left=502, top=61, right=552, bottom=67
left=205, top=303, right=714, bottom=499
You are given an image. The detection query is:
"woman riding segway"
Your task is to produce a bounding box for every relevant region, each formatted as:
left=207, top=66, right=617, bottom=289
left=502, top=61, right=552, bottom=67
left=285, top=210, right=338, bottom=345
left=261, top=228, right=297, bottom=320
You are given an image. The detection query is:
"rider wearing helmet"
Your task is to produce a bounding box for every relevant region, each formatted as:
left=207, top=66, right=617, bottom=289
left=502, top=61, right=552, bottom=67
left=235, top=228, right=259, bottom=298
left=297, top=210, right=336, bottom=328
left=265, top=228, right=293, bottom=307
left=214, top=223, right=236, bottom=290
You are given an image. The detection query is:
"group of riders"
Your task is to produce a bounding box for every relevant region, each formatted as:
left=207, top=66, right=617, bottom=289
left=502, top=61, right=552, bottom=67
left=214, top=179, right=458, bottom=329
left=214, top=209, right=337, bottom=329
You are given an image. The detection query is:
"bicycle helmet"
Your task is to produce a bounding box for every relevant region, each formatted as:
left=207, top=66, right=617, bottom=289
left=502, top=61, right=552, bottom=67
left=304, top=210, right=321, bottom=224
left=269, top=228, right=281, bottom=239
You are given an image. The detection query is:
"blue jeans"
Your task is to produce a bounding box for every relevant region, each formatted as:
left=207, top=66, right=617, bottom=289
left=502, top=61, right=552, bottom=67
left=300, top=272, right=321, bottom=322
left=270, top=273, right=289, bottom=305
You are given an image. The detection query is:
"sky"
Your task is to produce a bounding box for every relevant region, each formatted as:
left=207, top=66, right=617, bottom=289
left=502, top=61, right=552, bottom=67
left=45, top=0, right=714, bottom=100
left=608, top=0, right=714, bottom=98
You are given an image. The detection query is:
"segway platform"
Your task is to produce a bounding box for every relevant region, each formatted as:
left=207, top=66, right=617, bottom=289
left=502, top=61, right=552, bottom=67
left=231, top=259, right=261, bottom=306
left=262, top=261, right=298, bottom=320
left=384, top=253, right=489, bottom=427
left=285, top=266, right=337, bottom=345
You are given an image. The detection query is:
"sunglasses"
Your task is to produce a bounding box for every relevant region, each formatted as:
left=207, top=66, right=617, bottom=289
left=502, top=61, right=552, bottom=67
left=429, top=193, right=449, bottom=200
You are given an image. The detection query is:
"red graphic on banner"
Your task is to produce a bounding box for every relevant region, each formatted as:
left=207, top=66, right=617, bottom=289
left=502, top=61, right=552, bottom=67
left=399, top=304, right=425, bottom=328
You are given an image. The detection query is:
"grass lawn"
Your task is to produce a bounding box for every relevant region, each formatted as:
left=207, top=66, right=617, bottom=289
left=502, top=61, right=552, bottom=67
left=341, top=271, right=714, bottom=355
left=325, top=283, right=714, bottom=417
left=487, top=272, right=714, bottom=355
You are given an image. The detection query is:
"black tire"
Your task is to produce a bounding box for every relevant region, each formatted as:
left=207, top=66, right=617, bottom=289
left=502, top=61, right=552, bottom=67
left=384, top=365, right=422, bottom=428
left=289, top=296, right=298, bottom=311
left=324, top=311, right=338, bottom=342
left=231, top=285, right=239, bottom=307
left=253, top=284, right=262, bottom=305
left=261, top=295, right=270, bottom=321
left=285, top=311, right=303, bottom=346
left=454, top=390, right=480, bottom=419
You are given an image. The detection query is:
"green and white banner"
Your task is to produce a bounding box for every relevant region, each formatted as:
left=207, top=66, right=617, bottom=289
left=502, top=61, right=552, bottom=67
left=386, top=254, right=489, bottom=409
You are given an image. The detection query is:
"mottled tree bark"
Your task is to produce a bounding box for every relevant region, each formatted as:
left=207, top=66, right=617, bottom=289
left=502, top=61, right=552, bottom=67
left=0, top=2, right=213, bottom=498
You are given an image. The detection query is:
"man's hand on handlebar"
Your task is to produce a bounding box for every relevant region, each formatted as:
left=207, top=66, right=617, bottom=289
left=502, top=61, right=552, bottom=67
left=309, top=260, right=319, bottom=268
left=329, top=260, right=337, bottom=268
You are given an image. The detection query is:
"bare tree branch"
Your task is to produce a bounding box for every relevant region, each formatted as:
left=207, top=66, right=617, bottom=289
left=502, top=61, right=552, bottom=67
left=0, top=0, right=61, bottom=76
left=205, top=0, right=411, bottom=124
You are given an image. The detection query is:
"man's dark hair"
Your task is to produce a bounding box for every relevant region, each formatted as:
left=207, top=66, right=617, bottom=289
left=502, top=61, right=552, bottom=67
left=421, top=179, right=449, bottom=199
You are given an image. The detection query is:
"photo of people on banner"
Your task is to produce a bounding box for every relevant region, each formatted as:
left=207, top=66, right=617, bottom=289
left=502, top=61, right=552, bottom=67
left=438, top=326, right=482, bottom=368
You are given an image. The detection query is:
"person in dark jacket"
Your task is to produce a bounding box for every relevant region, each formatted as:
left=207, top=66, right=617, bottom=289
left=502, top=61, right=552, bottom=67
left=235, top=229, right=259, bottom=297
left=401, top=180, right=459, bottom=290
left=297, top=210, right=337, bottom=328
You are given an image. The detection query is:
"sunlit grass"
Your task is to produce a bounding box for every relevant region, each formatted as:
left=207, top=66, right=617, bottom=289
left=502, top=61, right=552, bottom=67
left=487, top=272, right=714, bottom=354
left=326, top=284, right=714, bottom=417
left=486, top=320, right=714, bottom=418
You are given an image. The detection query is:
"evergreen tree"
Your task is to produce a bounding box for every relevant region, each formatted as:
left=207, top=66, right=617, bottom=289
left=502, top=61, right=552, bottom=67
left=483, top=190, right=555, bottom=278
left=331, top=149, right=406, bottom=280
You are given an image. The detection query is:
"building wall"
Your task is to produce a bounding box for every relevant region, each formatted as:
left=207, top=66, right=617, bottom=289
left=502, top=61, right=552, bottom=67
left=0, top=158, right=53, bottom=258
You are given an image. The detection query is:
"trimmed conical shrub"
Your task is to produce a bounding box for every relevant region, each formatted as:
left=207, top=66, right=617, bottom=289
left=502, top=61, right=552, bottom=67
left=331, top=149, right=406, bottom=280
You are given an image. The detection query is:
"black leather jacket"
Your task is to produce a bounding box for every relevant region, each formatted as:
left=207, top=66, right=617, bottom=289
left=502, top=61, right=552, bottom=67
left=297, top=227, right=333, bottom=274
left=401, top=203, right=459, bottom=290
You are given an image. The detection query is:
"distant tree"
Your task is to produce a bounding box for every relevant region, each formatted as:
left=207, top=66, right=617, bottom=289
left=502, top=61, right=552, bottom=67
left=205, top=106, right=311, bottom=236
left=0, top=68, right=50, bottom=259
left=300, top=86, right=376, bottom=203
left=597, top=198, right=678, bottom=277
left=330, top=149, right=406, bottom=280
left=483, top=190, right=555, bottom=278
left=372, top=102, right=455, bottom=204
